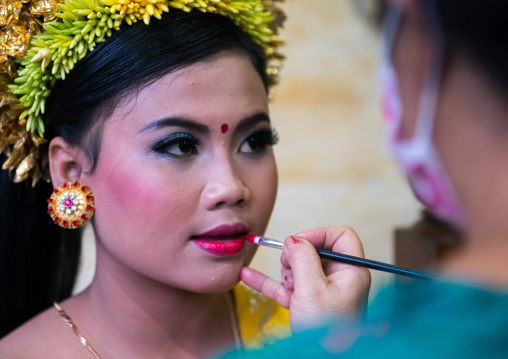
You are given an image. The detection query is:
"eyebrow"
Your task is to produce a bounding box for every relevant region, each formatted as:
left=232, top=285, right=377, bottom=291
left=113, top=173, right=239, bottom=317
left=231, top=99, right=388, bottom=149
left=139, top=112, right=270, bottom=135
left=233, top=112, right=271, bottom=139
left=139, top=117, right=208, bottom=134
left=234, top=113, right=271, bottom=135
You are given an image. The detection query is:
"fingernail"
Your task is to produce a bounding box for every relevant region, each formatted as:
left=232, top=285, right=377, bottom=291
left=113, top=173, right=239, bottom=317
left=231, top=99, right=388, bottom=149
left=286, top=235, right=300, bottom=248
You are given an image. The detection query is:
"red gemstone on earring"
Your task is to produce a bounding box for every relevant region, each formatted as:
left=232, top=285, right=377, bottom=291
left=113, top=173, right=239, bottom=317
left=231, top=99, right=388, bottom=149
left=87, top=205, right=94, bottom=211
left=47, top=199, right=53, bottom=203
left=74, top=181, right=80, bottom=187
left=54, top=188, right=59, bottom=194
left=72, top=221, right=79, bottom=227
left=81, top=186, right=88, bottom=192
left=48, top=207, right=54, bottom=214
left=86, top=195, right=93, bottom=200
left=81, top=214, right=88, bottom=221
left=54, top=217, right=60, bottom=223
left=63, top=183, right=68, bottom=188
left=63, top=220, right=68, bottom=227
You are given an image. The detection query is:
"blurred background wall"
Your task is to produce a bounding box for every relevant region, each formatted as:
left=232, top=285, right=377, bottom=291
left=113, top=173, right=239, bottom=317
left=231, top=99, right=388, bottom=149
left=249, top=0, right=422, bottom=292
left=76, top=0, right=422, bottom=294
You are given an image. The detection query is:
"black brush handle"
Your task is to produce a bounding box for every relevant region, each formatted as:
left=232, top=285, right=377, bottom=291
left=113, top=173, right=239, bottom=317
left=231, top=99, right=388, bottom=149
left=316, top=248, right=434, bottom=280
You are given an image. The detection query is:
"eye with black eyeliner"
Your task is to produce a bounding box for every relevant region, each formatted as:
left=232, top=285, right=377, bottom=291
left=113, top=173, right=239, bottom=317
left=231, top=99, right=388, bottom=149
left=152, top=132, right=200, bottom=157
left=239, top=127, right=279, bottom=154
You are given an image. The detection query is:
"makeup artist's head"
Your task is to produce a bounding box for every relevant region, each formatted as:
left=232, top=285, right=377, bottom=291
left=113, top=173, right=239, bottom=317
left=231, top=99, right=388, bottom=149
left=379, top=0, right=508, bottom=236
left=46, top=11, right=278, bottom=293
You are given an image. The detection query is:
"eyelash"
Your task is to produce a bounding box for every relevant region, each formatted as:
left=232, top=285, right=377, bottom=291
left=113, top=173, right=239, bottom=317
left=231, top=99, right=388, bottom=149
left=151, top=133, right=200, bottom=157
left=239, top=127, right=279, bottom=154
left=151, top=127, right=279, bottom=157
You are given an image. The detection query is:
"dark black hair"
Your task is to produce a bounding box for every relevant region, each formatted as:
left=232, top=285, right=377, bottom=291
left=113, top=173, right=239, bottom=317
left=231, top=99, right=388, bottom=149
left=0, top=167, right=81, bottom=338
left=0, top=10, right=267, bottom=338
left=435, top=0, right=508, bottom=94
left=367, top=0, right=508, bottom=93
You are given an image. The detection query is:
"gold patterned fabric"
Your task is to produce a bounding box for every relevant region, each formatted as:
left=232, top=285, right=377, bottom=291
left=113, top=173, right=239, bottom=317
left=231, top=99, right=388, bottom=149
left=233, top=283, right=291, bottom=350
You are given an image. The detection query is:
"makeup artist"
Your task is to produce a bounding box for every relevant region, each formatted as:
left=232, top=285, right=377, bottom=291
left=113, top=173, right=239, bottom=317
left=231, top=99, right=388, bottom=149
left=227, top=0, right=508, bottom=356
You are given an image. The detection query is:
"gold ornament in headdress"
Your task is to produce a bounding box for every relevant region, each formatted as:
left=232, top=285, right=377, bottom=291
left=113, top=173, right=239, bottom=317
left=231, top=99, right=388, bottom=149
left=0, top=0, right=286, bottom=185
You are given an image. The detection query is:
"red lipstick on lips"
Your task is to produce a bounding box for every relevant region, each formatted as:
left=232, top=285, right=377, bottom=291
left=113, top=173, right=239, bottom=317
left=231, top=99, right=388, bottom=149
left=192, top=223, right=248, bottom=256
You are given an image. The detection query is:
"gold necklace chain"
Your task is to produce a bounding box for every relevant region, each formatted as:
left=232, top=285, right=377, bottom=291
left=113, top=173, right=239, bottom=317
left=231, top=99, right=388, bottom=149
left=53, top=302, right=102, bottom=359
left=223, top=291, right=242, bottom=351
left=54, top=292, right=241, bottom=358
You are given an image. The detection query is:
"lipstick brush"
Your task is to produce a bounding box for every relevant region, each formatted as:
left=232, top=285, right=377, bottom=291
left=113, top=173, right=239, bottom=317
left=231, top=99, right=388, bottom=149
left=246, top=235, right=434, bottom=281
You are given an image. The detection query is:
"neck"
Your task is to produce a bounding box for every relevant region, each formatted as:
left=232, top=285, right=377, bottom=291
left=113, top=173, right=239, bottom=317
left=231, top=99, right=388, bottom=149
left=440, top=232, right=508, bottom=289
left=66, top=247, right=239, bottom=359
left=435, top=54, right=508, bottom=289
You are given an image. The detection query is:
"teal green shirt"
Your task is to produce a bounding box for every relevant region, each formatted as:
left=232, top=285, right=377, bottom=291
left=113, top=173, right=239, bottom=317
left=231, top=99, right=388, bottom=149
left=220, top=280, right=508, bottom=358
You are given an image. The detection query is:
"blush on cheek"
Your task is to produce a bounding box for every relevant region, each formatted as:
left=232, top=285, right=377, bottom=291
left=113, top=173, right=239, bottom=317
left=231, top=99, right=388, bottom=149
left=94, top=167, right=182, bottom=232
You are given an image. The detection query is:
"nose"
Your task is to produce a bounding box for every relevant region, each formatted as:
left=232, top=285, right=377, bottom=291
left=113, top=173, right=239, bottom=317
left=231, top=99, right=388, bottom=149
left=201, top=157, right=251, bottom=210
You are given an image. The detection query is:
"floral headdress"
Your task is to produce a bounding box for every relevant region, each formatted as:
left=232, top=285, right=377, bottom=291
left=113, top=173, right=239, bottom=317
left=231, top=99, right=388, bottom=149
left=0, top=0, right=285, bottom=185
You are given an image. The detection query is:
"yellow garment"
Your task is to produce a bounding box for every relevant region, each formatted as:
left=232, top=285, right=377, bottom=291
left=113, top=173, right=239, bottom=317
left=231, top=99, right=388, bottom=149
left=233, top=283, right=291, bottom=350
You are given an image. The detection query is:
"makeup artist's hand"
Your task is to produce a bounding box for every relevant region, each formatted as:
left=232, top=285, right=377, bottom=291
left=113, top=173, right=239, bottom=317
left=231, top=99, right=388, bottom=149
left=241, top=226, right=371, bottom=331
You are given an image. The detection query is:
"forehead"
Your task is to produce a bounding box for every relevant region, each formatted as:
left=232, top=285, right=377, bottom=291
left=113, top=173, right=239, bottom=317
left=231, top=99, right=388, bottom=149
left=106, top=52, right=268, bottom=132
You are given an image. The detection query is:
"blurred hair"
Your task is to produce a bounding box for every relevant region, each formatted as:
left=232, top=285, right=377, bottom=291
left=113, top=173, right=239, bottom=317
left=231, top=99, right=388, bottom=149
left=435, top=0, right=508, bottom=93
left=358, top=0, right=508, bottom=92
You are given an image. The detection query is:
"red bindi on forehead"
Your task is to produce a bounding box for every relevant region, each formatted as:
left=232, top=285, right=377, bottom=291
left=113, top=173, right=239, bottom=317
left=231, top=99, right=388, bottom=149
left=221, top=124, right=228, bottom=133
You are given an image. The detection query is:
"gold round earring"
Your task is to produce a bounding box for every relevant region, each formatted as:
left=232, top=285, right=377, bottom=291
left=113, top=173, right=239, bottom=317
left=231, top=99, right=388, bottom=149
left=47, top=182, right=95, bottom=229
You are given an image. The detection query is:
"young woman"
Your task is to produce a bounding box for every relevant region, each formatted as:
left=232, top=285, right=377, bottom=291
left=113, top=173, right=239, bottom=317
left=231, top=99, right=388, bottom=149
left=0, top=2, right=302, bottom=357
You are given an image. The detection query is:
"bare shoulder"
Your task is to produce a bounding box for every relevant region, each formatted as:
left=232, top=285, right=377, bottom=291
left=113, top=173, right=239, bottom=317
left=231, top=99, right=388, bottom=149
left=0, top=304, right=85, bottom=358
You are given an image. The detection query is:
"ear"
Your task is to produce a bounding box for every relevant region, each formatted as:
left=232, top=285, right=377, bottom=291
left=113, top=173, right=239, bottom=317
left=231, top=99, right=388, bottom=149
left=49, top=137, right=88, bottom=188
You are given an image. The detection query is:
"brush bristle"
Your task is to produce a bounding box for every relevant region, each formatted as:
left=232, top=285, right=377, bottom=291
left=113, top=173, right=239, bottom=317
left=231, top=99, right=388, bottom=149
left=245, top=234, right=259, bottom=244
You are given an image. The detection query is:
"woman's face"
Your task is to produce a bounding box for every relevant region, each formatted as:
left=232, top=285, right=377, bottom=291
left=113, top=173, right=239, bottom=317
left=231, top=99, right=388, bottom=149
left=81, top=52, right=278, bottom=293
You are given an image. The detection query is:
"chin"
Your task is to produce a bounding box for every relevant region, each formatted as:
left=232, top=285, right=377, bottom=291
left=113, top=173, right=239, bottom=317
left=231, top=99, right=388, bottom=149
left=191, top=274, right=242, bottom=294
left=193, top=263, right=245, bottom=294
